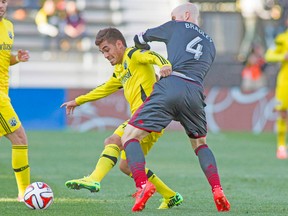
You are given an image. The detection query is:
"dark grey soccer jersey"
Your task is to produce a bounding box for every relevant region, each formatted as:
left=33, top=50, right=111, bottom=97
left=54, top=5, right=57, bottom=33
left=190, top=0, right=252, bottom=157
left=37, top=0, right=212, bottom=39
left=141, top=20, right=216, bottom=84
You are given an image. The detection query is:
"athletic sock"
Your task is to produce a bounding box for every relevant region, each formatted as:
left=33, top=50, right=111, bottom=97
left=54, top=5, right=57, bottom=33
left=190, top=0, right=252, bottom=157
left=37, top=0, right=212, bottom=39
left=195, top=144, right=221, bottom=189
left=89, top=144, right=120, bottom=182
left=124, top=139, right=147, bottom=188
left=146, top=168, right=175, bottom=199
left=277, top=117, right=287, bottom=148
left=12, top=145, right=30, bottom=197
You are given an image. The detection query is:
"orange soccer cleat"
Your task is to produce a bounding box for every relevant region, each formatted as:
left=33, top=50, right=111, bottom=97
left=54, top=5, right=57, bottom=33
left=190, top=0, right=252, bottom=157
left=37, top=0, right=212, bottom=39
left=276, top=146, right=287, bottom=159
left=212, top=187, right=230, bottom=212
left=132, top=181, right=156, bottom=212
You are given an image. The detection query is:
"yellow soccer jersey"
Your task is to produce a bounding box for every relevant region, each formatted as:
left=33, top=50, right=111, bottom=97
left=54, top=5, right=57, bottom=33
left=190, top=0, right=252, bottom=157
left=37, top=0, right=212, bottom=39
left=76, top=47, right=170, bottom=114
left=265, top=30, right=288, bottom=109
left=0, top=18, right=14, bottom=96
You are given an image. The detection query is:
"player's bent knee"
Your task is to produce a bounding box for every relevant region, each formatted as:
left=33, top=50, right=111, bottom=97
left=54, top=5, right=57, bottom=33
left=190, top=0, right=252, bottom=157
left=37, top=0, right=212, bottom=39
left=104, top=135, right=122, bottom=148
left=190, top=137, right=207, bottom=150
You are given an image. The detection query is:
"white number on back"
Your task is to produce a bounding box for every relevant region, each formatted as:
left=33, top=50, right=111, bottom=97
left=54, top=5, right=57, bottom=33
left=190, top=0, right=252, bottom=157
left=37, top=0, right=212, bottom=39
left=186, top=36, right=203, bottom=60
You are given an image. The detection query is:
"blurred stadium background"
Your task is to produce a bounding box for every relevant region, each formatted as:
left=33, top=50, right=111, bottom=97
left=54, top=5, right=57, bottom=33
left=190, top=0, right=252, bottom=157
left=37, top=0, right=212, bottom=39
left=6, top=0, right=282, bottom=133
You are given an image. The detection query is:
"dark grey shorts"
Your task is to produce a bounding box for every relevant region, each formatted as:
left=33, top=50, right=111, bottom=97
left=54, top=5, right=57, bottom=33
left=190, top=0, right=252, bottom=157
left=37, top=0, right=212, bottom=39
left=129, top=75, right=207, bottom=138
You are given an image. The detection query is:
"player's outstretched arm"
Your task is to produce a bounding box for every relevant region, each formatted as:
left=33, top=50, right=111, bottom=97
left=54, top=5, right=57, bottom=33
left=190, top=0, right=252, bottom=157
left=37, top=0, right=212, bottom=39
left=60, top=100, right=79, bottom=115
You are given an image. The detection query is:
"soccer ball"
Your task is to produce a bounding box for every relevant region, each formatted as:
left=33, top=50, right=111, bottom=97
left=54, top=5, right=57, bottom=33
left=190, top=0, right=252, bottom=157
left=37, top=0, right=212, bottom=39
left=23, top=182, right=54, bottom=210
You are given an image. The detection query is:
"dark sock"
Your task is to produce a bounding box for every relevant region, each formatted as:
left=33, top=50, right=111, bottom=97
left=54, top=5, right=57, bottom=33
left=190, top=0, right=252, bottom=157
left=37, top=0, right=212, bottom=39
left=195, top=144, right=221, bottom=189
left=124, top=139, right=147, bottom=188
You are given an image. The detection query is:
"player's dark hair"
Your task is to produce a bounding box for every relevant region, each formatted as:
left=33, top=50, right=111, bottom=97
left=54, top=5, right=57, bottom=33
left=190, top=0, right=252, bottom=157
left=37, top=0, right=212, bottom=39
left=95, top=27, right=127, bottom=47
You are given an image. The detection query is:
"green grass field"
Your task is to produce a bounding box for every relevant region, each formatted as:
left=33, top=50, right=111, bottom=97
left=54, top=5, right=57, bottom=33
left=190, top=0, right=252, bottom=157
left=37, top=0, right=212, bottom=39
left=0, top=130, right=287, bottom=216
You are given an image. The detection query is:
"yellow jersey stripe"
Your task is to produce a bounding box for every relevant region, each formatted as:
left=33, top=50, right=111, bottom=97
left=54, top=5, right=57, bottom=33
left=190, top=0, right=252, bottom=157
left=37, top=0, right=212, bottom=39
left=150, top=51, right=169, bottom=65
left=0, top=113, right=12, bottom=133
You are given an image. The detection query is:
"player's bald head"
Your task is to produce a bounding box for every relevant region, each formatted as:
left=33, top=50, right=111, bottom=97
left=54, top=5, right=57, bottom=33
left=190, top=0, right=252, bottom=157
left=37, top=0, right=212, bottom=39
left=171, top=2, right=199, bottom=25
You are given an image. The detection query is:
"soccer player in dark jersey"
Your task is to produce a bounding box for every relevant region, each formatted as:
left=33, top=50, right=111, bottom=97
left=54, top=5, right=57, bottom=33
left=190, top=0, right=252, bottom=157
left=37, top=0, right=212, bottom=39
left=61, top=27, right=183, bottom=209
left=0, top=0, right=30, bottom=202
left=121, top=2, right=230, bottom=212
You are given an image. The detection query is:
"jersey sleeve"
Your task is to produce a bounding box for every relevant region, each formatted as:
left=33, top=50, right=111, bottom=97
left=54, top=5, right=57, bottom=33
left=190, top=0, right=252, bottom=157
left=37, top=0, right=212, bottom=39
left=132, top=50, right=171, bottom=68
left=135, top=21, right=174, bottom=46
left=265, top=34, right=286, bottom=62
left=75, top=75, right=122, bottom=105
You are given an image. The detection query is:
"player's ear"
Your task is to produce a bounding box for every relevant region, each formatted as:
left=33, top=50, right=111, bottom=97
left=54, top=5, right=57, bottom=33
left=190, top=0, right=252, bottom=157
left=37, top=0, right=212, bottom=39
left=115, top=40, right=124, bottom=49
left=184, top=11, right=190, bottom=21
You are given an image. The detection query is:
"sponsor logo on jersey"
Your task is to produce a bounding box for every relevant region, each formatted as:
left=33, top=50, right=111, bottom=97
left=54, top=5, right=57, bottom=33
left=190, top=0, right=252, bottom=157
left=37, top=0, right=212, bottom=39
left=123, top=60, right=127, bottom=70
left=121, top=69, right=131, bottom=84
left=0, top=42, right=13, bottom=51
left=9, top=117, right=17, bottom=127
left=8, top=31, right=13, bottom=39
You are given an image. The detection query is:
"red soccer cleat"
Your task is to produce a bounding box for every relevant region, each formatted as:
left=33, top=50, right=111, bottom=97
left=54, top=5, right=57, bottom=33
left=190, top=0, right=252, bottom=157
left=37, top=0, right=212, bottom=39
left=132, top=181, right=156, bottom=212
left=212, top=187, right=230, bottom=212
left=276, top=146, right=287, bottom=159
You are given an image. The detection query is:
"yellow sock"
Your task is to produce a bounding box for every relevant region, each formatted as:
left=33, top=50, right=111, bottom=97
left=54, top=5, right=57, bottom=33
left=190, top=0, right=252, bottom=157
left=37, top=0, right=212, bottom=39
left=89, top=144, right=120, bottom=182
left=277, top=117, right=287, bottom=148
left=12, top=145, right=30, bottom=198
left=129, top=168, right=176, bottom=198
left=146, top=168, right=176, bottom=199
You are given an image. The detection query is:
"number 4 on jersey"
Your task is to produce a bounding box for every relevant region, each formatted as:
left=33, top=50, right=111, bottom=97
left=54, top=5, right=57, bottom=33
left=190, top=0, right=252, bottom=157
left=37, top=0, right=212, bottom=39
left=186, top=36, right=203, bottom=60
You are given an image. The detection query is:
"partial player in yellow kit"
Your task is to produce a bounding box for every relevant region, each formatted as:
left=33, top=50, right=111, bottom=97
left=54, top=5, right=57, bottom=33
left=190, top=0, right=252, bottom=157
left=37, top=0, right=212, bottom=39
left=61, top=27, right=183, bottom=209
left=265, top=19, right=288, bottom=159
left=0, top=0, right=30, bottom=201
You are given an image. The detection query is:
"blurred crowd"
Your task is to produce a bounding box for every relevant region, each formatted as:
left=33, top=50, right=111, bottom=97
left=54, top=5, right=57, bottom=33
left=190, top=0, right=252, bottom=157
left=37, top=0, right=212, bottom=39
left=11, top=0, right=90, bottom=53
left=6, top=0, right=288, bottom=91
left=236, top=0, right=288, bottom=91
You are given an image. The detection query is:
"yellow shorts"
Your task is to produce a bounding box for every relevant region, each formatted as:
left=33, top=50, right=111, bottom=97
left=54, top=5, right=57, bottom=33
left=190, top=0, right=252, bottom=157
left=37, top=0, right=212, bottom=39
left=0, top=94, right=21, bottom=136
left=275, top=84, right=288, bottom=110
left=114, top=120, right=163, bottom=160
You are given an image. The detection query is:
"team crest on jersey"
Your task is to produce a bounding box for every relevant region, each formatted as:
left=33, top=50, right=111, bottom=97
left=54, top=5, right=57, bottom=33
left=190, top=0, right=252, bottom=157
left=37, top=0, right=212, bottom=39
left=9, top=117, right=18, bottom=127
left=8, top=31, right=13, bottom=39
left=123, top=60, right=127, bottom=70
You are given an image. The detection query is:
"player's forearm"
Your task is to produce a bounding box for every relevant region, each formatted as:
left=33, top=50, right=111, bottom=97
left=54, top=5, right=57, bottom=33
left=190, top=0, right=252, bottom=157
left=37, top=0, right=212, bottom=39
left=265, top=51, right=286, bottom=62
left=75, top=85, right=120, bottom=105
left=75, top=92, right=107, bottom=105
left=10, top=54, right=20, bottom=66
left=149, top=51, right=171, bottom=68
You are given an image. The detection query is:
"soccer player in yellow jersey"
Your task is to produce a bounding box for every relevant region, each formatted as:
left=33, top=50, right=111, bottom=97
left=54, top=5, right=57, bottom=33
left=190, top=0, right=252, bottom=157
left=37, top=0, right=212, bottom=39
left=265, top=18, right=288, bottom=159
left=61, top=27, right=183, bottom=209
left=0, top=0, right=30, bottom=201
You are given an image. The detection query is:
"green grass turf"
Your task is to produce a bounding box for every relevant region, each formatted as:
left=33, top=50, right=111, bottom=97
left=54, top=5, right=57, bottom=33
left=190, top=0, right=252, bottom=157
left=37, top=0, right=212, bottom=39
left=0, top=130, right=288, bottom=216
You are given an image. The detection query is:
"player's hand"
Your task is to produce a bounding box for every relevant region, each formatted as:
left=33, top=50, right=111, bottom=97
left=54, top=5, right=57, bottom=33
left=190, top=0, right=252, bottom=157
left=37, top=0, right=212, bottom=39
left=17, top=49, right=30, bottom=62
left=159, top=65, right=172, bottom=77
left=60, top=100, right=79, bottom=115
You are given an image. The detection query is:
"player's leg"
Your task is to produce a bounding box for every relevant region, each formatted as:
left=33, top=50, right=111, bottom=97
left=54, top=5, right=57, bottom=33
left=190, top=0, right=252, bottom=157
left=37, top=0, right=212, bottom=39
left=65, top=133, right=121, bottom=192
left=1, top=101, right=30, bottom=201
left=119, top=151, right=183, bottom=209
left=121, top=78, right=176, bottom=211
left=191, top=137, right=230, bottom=211
left=276, top=110, right=287, bottom=159
left=5, top=126, right=30, bottom=202
left=89, top=135, right=121, bottom=182
left=121, top=124, right=156, bottom=211
left=181, top=82, right=230, bottom=211
left=275, top=87, right=288, bottom=159
left=139, top=132, right=183, bottom=209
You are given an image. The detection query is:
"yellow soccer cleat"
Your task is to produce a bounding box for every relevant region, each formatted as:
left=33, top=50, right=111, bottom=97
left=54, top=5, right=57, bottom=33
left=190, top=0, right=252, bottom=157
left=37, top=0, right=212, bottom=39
left=65, top=176, right=101, bottom=193
left=158, top=192, right=183, bottom=209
